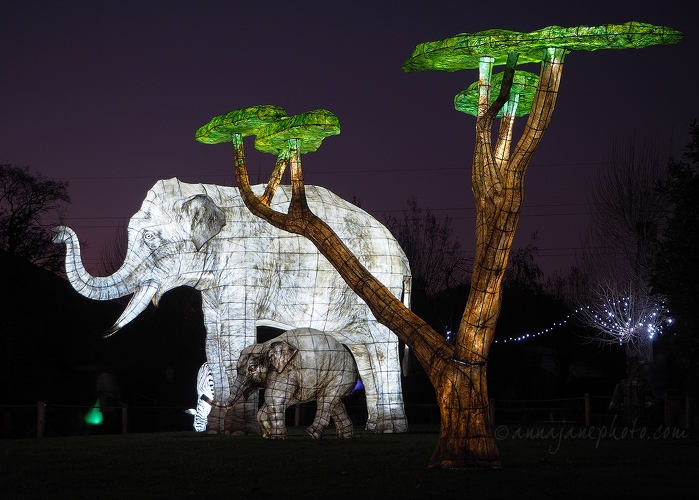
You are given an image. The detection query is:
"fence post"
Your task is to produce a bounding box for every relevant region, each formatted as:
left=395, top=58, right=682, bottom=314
left=121, top=403, right=129, bottom=434
left=584, top=393, right=591, bottom=427
left=37, top=401, right=46, bottom=438
left=489, top=398, right=495, bottom=427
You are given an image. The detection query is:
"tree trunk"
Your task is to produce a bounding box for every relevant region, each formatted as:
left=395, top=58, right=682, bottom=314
left=428, top=49, right=564, bottom=468
left=430, top=361, right=500, bottom=467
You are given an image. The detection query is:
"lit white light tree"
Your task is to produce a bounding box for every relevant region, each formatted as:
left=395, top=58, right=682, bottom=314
left=576, top=280, right=670, bottom=368
left=578, top=137, right=673, bottom=373
left=576, top=280, right=670, bottom=425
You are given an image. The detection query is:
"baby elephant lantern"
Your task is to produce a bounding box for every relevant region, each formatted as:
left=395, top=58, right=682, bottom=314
left=205, top=328, right=359, bottom=439
left=53, top=179, right=411, bottom=434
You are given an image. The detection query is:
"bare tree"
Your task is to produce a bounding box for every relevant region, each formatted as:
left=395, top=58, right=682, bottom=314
left=504, top=233, right=544, bottom=293
left=576, top=279, right=669, bottom=364
left=0, top=162, right=71, bottom=273
left=585, top=136, right=671, bottom=280
left=578, top=137, right=673, bottom=372
left=384, top=197, right=470, bottom=297
left=99, top=223, right=128, bottom=276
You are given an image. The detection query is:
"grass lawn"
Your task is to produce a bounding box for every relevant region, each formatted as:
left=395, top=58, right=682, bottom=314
left=1, top=424, right=696, bottom=498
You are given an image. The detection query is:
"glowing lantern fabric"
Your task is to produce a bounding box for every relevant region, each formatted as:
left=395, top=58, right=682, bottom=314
left=84, top=399, right=103, bottom=426
left=55, top=180, right=411, bottom=434
left=454, top=71, right=539, bottom=117
left=402, top=22, right=684, bottom=72
left=254, top=109, right=341, bottom=154
left=195, top=105, right=288, bottom=144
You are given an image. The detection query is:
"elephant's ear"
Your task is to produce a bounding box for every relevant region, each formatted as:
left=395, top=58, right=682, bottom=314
left=179, top=194, right=226, bottom=251
left=268, top=341, right=298, bottom=373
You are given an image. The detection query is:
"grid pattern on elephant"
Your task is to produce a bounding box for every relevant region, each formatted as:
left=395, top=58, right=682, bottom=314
left=56, top=178, right=410, bottom=435
left=232, top=328, right=359, bottom=439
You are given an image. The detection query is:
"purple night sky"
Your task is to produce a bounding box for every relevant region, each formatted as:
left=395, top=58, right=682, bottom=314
left=2, top=0, right=697, bottom=276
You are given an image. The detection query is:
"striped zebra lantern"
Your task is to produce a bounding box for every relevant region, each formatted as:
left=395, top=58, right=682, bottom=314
left=185, top=363, right=214, bottom=432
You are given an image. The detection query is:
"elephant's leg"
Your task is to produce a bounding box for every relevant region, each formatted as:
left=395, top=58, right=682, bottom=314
left=307, top=398, right=333, bottom=439
left=257, top=403, right=287, bottom=439
left=256, top=405, right=272, bottom=438
left=344, top=344, right=379, bottom=431
left=330, top=401, right=354, bottom=439
left=365, top=339, right=409, bottom=433
left=203, top=322, right=229, bottom=434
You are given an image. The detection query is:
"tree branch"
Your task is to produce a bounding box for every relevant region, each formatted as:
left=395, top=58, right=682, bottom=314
left=230, top=133, right=452, bottom=379
left=510, top=47, right=565, bottom=170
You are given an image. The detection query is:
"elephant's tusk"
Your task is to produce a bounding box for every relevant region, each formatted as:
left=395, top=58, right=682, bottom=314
left=102, top=279, right=161, bottom=338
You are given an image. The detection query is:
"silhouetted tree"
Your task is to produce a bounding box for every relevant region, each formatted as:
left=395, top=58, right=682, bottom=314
left=652, top=119, right=699, bottom=389
left=385, top=197, right=471, bottom=328
left=504, top=233, right=544, bottom=293
left=0, top=162, right=71, bottom=273
left=99, top=223, right=128, bottom=276
left=578, top=137, right=672, bottom=374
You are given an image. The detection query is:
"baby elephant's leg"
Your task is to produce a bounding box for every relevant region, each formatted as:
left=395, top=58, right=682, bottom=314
left=330, top=401, right=354, bottom=439
left=256, top=405, right=271, bottom=438
left=257, top=404, right=287, bottom=439
left=306, top=399, right=332, bottom=439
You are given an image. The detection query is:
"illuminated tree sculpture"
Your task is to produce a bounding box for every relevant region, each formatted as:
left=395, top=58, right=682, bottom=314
left=200, top=22, right=682, bottom=468
left=454, top=70, right=538, bottom=165
left=402, top=21, right=681, bottom=467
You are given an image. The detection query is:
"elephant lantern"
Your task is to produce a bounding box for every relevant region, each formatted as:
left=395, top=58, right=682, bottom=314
left=204, top=328, right=359, bottom=439
left=54, top=179, right=411, bottom=434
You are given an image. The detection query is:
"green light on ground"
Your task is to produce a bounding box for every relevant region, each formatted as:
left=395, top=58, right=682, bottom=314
left=84, top=399, right=103, bottom=426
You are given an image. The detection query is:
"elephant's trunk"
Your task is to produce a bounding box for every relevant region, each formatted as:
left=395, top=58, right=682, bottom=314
left=201, top=376, right=246, bottom=408
left=53, top=226, right=136, bottom=300
left=200, top=393, right=243, bottom=409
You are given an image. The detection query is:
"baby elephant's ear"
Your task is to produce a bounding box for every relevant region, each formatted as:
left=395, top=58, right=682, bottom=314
left=268, top=341, right=299, bottom=373
left=179, top=194, right=226, bottom=251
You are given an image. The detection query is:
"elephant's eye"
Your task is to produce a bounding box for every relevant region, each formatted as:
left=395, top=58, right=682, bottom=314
left=144, top=231, right=156, bottom=240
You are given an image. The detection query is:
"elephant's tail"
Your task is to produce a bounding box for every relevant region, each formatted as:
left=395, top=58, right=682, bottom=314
left=401, top=273, right=412, bottom=376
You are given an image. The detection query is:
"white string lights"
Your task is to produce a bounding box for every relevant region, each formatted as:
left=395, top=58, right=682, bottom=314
left=489, top=300, right=671, bottom=345
left=581, top=296, right=671, bottom=347
left=492, top=312, right=575, bottom=344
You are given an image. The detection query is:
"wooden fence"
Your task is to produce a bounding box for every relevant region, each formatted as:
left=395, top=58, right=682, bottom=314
left=1, top=392, right=694, bottom=439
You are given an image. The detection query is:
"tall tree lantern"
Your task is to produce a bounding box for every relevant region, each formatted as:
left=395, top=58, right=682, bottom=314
left=197, top=22, right=682, bottom=469
left=401, top=22, right=682, bottom=468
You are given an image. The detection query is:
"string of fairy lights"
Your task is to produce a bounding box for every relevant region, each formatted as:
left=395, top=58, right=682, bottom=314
left=443, top=298, right=672, bottom=345
left=492, top=311, right=576, bottom=344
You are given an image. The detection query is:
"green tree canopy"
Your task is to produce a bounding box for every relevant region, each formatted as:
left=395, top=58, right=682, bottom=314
left=403, top=22, right=683, bottom=72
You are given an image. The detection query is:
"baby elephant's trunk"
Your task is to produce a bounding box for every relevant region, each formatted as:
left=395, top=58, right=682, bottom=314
left=200, top=393, right=242, bottom=409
